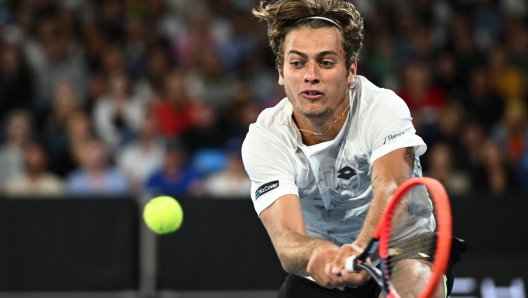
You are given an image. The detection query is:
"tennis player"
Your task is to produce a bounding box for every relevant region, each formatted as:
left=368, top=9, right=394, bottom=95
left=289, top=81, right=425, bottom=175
left=242, top=1, right=463, bottom=297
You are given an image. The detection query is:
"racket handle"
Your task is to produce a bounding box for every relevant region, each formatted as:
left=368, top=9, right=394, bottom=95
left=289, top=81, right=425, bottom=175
left=344, top=256, right=358, bottom=272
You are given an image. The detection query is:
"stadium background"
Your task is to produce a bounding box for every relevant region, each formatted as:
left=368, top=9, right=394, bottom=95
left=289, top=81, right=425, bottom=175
left=0, top=0, right=527, bottom=297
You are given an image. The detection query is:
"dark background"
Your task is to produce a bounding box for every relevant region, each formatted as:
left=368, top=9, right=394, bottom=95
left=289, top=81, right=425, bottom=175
left=0, top=196, right=526, bottom=295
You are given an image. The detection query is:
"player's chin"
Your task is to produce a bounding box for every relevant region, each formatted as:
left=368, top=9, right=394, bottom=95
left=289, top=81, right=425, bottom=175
left=299, top=106, right=330, bottom=120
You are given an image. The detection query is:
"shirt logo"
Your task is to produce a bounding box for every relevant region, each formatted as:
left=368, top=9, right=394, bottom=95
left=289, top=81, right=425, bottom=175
left=383, top=131, right=405, bottom=144
left=337, top=166, right=356, bottom=180
left=255, top=180, right=279, bottom=199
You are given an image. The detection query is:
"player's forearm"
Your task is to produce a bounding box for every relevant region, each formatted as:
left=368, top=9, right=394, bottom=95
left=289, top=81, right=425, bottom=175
left=355, top=178, right=399, bottom=247
left=272, top=229, right=337, bottom=276
left=356, top=148, right=415, bottom=247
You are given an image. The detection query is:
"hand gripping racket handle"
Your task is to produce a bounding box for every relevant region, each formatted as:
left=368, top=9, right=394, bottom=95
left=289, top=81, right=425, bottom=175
left=344, top=255, right=384, bottom=288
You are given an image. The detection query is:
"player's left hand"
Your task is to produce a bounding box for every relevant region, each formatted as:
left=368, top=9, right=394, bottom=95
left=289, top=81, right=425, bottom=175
left=327, top=243, right=371, bottom=288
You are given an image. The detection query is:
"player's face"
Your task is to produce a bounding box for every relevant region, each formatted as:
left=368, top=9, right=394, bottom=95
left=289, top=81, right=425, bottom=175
left=279, top=26, right=356, bottom=122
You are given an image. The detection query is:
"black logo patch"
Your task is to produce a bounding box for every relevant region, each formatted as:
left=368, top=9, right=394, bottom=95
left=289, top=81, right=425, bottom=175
left=337, top=166, right=356, bottom=180
left=255, top=180, right=279, bottom=199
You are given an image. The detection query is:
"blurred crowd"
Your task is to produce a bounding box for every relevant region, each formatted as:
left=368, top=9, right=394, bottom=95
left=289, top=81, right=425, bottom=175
left=0, top=0, right=526, bottom=200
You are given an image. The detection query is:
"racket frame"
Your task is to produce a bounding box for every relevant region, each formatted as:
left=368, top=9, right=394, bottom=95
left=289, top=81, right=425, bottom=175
left=346, top=177, right=453, bottom=298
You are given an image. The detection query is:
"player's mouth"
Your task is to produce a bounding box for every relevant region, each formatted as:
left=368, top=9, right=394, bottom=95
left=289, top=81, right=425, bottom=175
left=300, top=90, right=324, bottom=100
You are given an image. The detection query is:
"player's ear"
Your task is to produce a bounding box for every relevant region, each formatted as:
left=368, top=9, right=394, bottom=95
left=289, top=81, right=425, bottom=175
left=278, top=64, right=284, bottom=86
left=348, top=60, right=357, bottom=84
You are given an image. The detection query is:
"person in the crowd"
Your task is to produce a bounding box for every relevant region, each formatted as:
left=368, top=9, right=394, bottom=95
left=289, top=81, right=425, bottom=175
left=66, top=138, right=129, bottom=197
left=117, top=111, right=165, bottom=192
left=202, top=151, right=251, bottom=199
left=144, top=139, right=202, bottom=198
left=424, top=142, right=472, bottom=196
left=4, top=142, right=64, bottom=197
left=0, top=109, right=33, bottom=190
left=92, top=71, right=144, bottom=153
left=154, top=70, right=199, bottom=138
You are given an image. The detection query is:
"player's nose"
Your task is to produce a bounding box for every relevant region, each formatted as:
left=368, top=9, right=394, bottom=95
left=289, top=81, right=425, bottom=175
left=304, top=61, right=320, bottom=84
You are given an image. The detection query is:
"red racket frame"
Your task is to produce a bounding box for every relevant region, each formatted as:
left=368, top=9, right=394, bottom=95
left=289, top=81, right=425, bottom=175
left=375, top=177, right=453, bottom=298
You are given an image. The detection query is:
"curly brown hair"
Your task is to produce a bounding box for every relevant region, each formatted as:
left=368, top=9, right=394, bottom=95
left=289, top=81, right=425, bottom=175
left=253, top=0, right=364, bottom=71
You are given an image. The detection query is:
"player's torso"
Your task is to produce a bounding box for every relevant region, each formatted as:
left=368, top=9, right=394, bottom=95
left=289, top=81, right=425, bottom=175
left=291, top=96, right=374, bottom=246
left=246, top=76, right=429, bottom=246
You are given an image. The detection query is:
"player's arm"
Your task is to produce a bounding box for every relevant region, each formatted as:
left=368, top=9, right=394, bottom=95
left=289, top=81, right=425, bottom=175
left=259, top=194, right=342, bottom=288
left=330, top=146, right=415, bottom=286
left=356, top=146, right=415, bottom=247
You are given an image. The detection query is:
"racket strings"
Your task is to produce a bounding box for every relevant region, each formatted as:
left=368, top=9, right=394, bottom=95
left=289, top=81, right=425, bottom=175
left=386, top=196, right=439, bottom=294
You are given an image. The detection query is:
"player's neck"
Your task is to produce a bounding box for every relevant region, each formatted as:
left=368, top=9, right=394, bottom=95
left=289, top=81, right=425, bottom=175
left=293, top=102, right=350, bottom=146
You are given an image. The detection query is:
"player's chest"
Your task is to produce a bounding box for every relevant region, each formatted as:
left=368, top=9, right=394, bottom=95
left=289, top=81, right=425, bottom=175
left=294, top=142, right=372, bottom=208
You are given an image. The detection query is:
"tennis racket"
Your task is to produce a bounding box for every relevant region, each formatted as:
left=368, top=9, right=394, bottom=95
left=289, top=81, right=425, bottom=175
left=344, top=177, right=452, bottom=298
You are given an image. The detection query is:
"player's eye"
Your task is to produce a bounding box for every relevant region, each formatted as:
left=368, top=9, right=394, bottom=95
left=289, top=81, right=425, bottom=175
left=290, top=61, right=304, bottom=68
left=320, top=61, right=334, bottom=67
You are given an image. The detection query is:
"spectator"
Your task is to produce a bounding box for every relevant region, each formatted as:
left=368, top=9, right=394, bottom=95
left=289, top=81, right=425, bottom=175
left=81, top=22, right=108, bottom=71
left=99, top=43, right=126, bottom=76
left=243, top=51, right=283, bottom=107
left=490, top=100, right=528, bottom=166
left=446, top=13, right=482, bottom=81
left=4, top=142, right=64, bottom=197
left=124, top=16, right=148, bottom=80
left=154, top=70, right=198, bottom=138
left=221, top=11, right=257, bottom=72
left=424, top=142, right=472, bottom=196
left=145, top=140, right=202, bottom=198
left=0, top=109, right=33, bottom=190
left=181, top=104, right=228, bottom=159
left=97, top=0, right=126, bottom=43
left=88, top=72, right=109, bottom=105
left=93, top=71, right=144, bottom=152
left=49, top=110, right=94, bottom=177
left=398, top=60, right=447, bottom=142
left=24, top=8, right=88, bottom=115
left=43, top=80, right=82, bottom=165
left=44, top=80, right=82, bottom=136
left=463, top=67, right=504, bottom=131
left=202, top=152, right=251, bottom=199
left=0, top=43, right=33, bottom=121
left=224, top=87, right=261, bottom=149
left=367, top=33, right=398, bottom=89
left=433, top=51, right=464, bottom=98
left=459, top=120, right=488, bottom=185
left=504, top=17, right=528, bottom=74
left=134, top=44, right=174, bottom=103
left=173, top=10, right=220, bottom=70
left=185, top=47, right=239, bottom=111
left=0, top=0, right=526, bottom=194
left=488, top=45, right=526, bottom=101
left=117, top=112, right=165, bottom=192
left=66, top=139, right=129, bottom=197
left=476, top=139, right=514, bottom=195
left=472, top=0, right=502, bottom=53
left=433, top=104, right=471, bottom=171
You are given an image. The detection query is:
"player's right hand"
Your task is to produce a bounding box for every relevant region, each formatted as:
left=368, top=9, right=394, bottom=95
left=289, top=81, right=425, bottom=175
left=306, top=244, right=344, bottom=290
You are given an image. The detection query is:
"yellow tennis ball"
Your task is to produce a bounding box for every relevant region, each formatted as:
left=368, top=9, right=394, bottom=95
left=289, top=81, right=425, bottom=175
left=143, top=196, right=183, bottom=234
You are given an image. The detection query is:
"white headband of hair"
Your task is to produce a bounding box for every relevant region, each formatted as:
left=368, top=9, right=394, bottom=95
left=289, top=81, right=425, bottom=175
left=295, top=16, right=342, bottom=28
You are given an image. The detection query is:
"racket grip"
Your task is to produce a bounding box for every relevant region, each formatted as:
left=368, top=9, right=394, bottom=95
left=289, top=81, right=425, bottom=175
left=344, top=256, right=358, bottom=272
